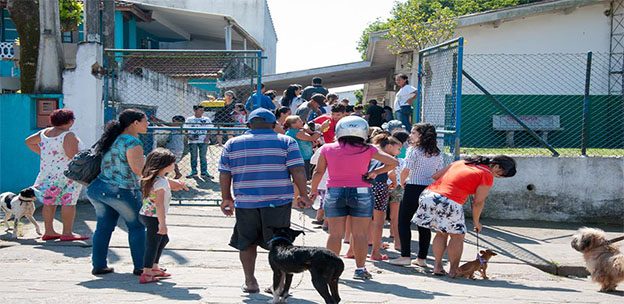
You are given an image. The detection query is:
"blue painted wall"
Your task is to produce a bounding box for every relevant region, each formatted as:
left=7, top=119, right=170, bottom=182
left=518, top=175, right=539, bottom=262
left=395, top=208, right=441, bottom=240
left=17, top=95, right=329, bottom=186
left=0, top=94, right=63, bottom=193
left=188, top=78, right=218, bottom=92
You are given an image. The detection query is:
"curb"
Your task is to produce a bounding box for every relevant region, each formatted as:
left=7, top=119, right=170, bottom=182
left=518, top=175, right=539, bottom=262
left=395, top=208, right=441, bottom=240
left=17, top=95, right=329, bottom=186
left=530, top=263, right=590, bottom=277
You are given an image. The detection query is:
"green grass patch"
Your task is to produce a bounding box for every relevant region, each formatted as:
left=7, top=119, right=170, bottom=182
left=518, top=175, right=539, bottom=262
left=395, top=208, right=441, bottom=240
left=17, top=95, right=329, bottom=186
left=460, top=147, right=624, bottom=157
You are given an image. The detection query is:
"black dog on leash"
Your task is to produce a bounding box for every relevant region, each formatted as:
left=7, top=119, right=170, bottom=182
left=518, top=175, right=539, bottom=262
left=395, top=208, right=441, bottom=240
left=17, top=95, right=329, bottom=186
left=268, top=227, right=344, bottom=304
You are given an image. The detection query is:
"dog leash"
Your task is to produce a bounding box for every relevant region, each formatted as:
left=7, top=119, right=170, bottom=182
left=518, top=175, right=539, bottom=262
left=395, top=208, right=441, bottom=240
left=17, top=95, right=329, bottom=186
left=290, top=211, right=306, bottom=289
left=607, top=235, right=624, bottom=245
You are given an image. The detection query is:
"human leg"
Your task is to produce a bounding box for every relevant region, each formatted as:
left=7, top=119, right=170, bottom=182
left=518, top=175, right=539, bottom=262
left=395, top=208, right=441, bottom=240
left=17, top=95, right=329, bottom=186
left=447, top=233, right=465, bottom=277
left=432, top=232, right=448, bottom=274
left=198, top=143, right=208, bottom=175
left=389, top=201, right=400, bottom=249
left=188, top=143, right=198, bottom=175
left=325, top=217, right=346, bottom=255
left=42, top=205, right=59, bottom=237
left=240, top=245, right=259, bottom=292
left=370, top=209, right=386, bottom=260
left=113, top=189, right=146, bottom=273
left=87, top=180, right=121, bottom=271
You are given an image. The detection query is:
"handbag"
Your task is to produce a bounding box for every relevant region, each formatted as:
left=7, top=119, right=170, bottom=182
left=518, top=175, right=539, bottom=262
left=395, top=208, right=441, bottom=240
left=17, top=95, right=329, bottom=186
left=63, top=142, right=102, bottom=186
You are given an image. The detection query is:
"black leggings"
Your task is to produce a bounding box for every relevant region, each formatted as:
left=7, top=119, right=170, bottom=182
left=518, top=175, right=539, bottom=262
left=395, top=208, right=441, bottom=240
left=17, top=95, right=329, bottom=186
left=140, top=215, right=169, bottom=269
left=398, top=184, right=431, bottom=259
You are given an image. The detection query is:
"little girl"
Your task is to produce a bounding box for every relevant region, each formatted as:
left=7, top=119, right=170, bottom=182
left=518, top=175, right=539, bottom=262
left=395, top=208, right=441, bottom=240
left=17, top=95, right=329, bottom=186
left=139, top=148, right=178, bottom=284
left=310, top=116, right=397, bottom=280
left=284, top=115, right=321, bottom=180
left=368, top=133, right=403, bottom=261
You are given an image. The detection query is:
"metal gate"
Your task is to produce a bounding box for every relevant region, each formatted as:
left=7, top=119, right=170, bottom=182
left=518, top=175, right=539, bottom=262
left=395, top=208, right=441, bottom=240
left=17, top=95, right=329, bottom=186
left=103, top=49, right=263, bottom=204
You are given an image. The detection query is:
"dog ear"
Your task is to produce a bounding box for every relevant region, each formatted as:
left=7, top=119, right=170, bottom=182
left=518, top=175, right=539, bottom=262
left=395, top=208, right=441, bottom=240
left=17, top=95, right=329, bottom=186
left=480, top=250, right=485, bottom=255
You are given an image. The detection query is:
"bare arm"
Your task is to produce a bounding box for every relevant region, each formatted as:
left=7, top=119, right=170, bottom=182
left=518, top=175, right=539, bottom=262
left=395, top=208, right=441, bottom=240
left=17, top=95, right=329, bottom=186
left=153, top=189, right=167, bottom=233
left=472, top=185, right=492, bottom=232
left=295, top=130, right=321, bottom=142
left=289, top=166, right=310, bottom=207
left=310, top=154, right=327, bottom=196
left=126, top=145, right=145, bottom=177
left=366, top=150, right=398, bottom=179
left=63, top=132, right=80, bottom=159
left=25, top=131, right=42, bottom=155
left=406, top=93, right=417, bottom=106
left=400, top=167, right=410, bottom=187
left=219, top=171, right=234, bottom=216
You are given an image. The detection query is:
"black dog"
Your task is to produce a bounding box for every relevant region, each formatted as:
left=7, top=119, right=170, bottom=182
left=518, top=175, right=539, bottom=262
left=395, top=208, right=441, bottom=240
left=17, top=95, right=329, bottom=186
left=268, top=227, right=344, bottom=304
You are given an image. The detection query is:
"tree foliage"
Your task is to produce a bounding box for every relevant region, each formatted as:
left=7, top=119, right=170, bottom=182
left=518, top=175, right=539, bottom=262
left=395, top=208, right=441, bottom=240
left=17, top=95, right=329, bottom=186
left=357, top=0, right=545, bottom=57
left=59, top=0, right=84, bottom=32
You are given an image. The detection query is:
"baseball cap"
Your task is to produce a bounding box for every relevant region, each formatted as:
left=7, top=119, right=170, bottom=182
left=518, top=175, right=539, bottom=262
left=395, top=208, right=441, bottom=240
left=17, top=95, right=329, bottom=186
left=246, top=108, right=277, bottom=123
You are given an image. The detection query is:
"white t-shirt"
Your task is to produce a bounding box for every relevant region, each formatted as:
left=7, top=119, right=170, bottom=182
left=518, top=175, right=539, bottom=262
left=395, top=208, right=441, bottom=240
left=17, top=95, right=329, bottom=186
left=290, top=96, right=304, bottom=114
left=184, top=115, right=212, bottom=144
left=139, top=176, right=172, bottom=217
left=310, top=148, right=328, bottom=190
left=394, top=85, right=417, bottom=110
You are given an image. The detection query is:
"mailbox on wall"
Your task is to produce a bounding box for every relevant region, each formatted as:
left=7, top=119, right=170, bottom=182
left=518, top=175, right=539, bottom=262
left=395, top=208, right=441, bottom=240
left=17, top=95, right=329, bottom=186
left=36, top=98, right=59, bottom=128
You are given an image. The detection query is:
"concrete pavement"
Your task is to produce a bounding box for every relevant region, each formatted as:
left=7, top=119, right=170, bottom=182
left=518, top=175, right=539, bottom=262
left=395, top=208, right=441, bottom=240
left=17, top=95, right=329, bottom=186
left=0, top=201, right=622, bottom=303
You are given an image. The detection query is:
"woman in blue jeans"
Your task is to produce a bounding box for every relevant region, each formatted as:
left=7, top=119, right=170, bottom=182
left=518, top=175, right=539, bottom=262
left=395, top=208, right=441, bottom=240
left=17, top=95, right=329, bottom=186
left=87, top=109, right=149, bottom=275
left=393, top=73, right=417, bottom=132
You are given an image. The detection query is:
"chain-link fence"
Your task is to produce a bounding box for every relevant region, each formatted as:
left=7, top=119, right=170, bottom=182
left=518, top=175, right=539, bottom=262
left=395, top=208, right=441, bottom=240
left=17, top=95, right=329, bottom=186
left=460, top=52, right=622, bottom=157
left=104, top=49, right=263, bottom=203
left=417, top=37, right=463, bottom=163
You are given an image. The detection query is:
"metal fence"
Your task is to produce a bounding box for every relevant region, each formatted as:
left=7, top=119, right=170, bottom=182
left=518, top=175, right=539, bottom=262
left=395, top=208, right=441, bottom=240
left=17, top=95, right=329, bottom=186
left=417, top=37, right=463, bottom=163
left=460, top=52, right=622, bottom=157
left=103, top=49, right=264, bottom=203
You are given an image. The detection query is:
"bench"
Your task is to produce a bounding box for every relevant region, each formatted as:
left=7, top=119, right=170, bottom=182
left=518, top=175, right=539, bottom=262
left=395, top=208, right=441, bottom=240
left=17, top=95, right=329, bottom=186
left=492, top=115, right=563, bottom=147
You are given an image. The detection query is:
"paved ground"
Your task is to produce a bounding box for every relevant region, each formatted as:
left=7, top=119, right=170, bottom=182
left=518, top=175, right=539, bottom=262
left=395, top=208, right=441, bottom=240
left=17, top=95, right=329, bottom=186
left=0, top=202, right=622, bottom=303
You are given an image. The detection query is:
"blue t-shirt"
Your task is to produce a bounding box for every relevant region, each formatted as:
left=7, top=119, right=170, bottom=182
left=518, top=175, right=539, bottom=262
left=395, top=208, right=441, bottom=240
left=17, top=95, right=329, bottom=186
left=285, top=129, right=314, bottom=160
left=245, top=93, right=275, bottom=112
left=99, top=134, right=142, bottom=189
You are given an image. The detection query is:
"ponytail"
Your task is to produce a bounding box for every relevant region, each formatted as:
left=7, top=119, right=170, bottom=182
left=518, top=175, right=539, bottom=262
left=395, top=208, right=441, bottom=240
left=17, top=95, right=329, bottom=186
left=96, top=109, right=146, bottom=154
left=465, top=155, right=517, bottom=177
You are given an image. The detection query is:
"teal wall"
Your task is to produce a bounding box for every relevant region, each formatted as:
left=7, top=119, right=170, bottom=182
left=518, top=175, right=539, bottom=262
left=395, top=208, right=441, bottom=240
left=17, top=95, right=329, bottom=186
left=0, top=60, right=18, bottom=77
left=460, top=95, right=624, bottom=149
left=188, top=78, right=218, bottom=92
left=0, top=94, right=63, bottom=193
left=115, top=11, right=125, bottom=49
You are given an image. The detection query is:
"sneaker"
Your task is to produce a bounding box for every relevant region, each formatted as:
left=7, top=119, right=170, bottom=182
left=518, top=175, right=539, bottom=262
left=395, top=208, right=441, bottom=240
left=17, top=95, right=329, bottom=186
left=387, top=257, right=411, bottom=266
left=353, top=268, right=373, bottom=280
left=201, top=173, right=212, bottom=179
left=186, top=173, right=197, bottom=178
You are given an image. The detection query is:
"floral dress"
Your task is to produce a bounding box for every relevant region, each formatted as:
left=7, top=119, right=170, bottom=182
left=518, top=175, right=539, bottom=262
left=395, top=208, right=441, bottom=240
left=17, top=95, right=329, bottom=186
left=34, top=129, right=82, bottom=206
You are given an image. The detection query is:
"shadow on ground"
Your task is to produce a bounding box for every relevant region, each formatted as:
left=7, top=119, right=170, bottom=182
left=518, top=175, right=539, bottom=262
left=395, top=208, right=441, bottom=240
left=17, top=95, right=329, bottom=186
left=78, top=273, right=202, bottom=301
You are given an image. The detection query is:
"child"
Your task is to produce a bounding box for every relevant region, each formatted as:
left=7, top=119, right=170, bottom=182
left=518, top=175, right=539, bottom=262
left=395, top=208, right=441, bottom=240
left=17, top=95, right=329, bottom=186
left=310, top=148, right=329, bottom=231
left=284, top=115, right=321, bottom=180
left=166, top=115, right=186, bottom=179
left=233, top=103, right=247, bottom=124
left=310, top=116, right=398, bottom=280
left=138, top=148, right=178, bottom=284
left=388, top=123, right=444, bottom=267
left=368, top=133, right=403, bottom=261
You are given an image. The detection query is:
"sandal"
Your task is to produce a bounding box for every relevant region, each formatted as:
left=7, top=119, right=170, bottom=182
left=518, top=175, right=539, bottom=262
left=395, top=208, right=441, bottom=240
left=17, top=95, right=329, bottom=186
left=380, top=242, right=390, bottom=250
left=139, top=273, right=160, bottom=284
left=152, top=269, right=171, bottom=278
left=241, top=284, right=260, bottom=293
left=433, top=269, right=447, bottom=276
left=343, top=254, right=355, bottom=259
left=59, top=234, right=89, bottom=242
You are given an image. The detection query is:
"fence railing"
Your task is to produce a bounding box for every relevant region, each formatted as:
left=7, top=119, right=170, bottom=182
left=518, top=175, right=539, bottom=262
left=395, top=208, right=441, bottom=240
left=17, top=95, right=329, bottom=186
left=459, top=52, right=622, bottom=157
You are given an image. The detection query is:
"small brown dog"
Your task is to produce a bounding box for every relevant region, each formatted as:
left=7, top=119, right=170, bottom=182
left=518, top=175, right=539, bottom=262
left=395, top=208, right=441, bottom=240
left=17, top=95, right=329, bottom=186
left=571, top=227, right=624, bottom=292
left=455, top=249, right=497, bottom=280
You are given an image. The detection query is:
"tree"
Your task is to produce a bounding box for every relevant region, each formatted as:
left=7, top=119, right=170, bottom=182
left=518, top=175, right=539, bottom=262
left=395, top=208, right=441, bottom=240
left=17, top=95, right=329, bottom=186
left=7, top=0, right=83, bottom=93
left=354, top=89, right=363, bottom=103
left=357, top=0, right=545, bottom=57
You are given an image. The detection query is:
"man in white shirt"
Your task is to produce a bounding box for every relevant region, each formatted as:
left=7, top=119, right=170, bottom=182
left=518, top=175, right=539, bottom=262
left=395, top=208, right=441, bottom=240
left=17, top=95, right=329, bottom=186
left=184, top=105, right=213, bottom=178
left=394, top=73, right=417, bottom=132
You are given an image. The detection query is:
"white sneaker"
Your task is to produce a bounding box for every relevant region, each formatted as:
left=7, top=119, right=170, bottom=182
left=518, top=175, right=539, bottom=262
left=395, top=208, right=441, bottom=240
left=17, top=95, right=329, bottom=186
left=387, top=257, right=411, bottom=266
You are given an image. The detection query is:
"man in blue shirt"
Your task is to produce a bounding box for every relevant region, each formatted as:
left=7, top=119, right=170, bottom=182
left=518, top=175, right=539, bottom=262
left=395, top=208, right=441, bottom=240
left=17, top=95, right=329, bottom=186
left=219, top=108, right=311, bottom=294
left=244, top=84, right=276, bottom=112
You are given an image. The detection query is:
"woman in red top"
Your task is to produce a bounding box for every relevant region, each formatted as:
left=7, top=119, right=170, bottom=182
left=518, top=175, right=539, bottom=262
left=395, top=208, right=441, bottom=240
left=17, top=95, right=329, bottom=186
left=413, top=155, right=516, bottom=277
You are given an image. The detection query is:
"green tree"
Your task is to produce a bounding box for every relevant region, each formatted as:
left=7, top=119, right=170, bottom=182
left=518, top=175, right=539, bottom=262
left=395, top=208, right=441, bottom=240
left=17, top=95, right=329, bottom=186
left=357, top=0, right=545, bottom=57
left=8, top=0, right=83, bottom=93
left=354, top=89, right=363, bottom=103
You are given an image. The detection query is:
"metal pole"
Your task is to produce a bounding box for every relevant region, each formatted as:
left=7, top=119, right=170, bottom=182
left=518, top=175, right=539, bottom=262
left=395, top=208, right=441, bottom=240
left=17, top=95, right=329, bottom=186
left=462, top=70, right=560, bottom=157
left=454, top=37, right=464, bottom=160
left=415, top=52, right=423, bottom=123
left=256, top=51, right=263, bottom=110
left=581, top=51, right=593, bottom=156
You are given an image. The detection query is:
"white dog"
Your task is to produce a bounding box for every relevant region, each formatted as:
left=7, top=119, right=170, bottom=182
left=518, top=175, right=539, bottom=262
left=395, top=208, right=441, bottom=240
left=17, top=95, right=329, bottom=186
left=0, top=188, right=42, bottom=238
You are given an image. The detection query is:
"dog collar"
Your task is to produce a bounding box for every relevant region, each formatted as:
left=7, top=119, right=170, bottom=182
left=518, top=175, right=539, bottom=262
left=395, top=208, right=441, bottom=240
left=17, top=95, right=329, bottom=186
left=267, top=236, right=292, bottom=246
left=19, top=197, right=36, bottom=203
left=477, top=254, right=487, bottom=265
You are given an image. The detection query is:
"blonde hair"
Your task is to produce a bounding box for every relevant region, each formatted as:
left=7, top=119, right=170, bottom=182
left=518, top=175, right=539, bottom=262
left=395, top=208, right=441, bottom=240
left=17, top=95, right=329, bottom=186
left=284, top=115, right=302, bottom=128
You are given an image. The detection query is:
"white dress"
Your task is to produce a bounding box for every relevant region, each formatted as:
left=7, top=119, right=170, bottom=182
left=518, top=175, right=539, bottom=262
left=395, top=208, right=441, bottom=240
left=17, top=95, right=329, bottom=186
left=34, top=129, right=82, bottom=206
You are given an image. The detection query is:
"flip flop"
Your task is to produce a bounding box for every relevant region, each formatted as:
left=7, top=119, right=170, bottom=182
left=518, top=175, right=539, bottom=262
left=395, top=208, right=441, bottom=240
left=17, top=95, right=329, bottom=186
left=343, top=254, right=355, bottom=259
left=433, top=270, right=447, bottom=276
left=152, top=269, right=172, bottom=278
left=241, top=284, right=260, bottom=293
left=59, top=234, right=90, bottom=241
left=41, top=234, right=61, bottom=241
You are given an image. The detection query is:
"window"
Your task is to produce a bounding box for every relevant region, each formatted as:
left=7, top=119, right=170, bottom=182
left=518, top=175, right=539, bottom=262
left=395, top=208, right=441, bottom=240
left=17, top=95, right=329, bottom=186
left=62, top=31, right=73, bottom=43
left=2, top=9, right=18, bottom=42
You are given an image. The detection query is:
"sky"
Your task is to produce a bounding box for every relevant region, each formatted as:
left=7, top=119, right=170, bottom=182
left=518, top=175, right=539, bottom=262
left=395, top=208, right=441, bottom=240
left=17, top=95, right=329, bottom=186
left=267, top=0, right=395, bottom=76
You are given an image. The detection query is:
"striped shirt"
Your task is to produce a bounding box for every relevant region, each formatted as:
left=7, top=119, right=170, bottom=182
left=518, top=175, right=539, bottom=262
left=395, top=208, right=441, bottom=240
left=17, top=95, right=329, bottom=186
left=404, top=146, right=444, bottom=186
left=218, top=129, right=304, bottom=208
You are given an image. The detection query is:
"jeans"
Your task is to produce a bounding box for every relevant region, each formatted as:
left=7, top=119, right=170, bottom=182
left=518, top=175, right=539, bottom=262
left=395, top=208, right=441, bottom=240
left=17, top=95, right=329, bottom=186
left=324, top=187, right=374, bottom=218
left=140, top=215, right=169, bottom=268
left=395, top=105, right=413, bottom=132
left=188, top=143, right=208, bottom=174
left=399, top=184, right=430, bottom=259
left=87, top=178, right=145, bottom=271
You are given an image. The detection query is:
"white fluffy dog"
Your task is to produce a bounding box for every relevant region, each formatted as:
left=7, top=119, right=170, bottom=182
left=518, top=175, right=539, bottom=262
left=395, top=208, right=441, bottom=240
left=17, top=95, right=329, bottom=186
left=571, top=227, right=624, bottom=292
left=0, top=188, right=42, bottom=238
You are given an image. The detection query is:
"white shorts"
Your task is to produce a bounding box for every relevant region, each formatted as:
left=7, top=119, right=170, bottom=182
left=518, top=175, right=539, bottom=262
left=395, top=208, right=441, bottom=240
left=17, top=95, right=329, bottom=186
left=412, top=190, right=466, bottom=234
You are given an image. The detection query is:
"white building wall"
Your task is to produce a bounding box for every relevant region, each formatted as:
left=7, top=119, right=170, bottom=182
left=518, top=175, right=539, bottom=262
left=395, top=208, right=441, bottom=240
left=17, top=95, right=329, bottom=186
left=456, top=3, right=611, bottom=95
left=132, top=0, right=278, bottom=74
left=62, top=43, right=104, bottom=147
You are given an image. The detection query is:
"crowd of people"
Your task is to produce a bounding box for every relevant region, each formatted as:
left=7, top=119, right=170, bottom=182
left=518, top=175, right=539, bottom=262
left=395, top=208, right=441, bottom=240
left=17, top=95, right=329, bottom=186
left=21, top=73, right=516, bottom=291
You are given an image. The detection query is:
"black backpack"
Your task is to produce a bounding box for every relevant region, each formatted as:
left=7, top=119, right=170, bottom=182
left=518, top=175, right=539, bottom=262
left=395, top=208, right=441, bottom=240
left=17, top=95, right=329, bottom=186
left=63, top=143, right=102, bottom=186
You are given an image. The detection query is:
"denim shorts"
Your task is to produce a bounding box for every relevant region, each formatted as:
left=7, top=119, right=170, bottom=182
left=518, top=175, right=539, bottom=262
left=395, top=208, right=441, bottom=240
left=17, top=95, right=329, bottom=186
left=324, top=187, right=374, bottom=218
